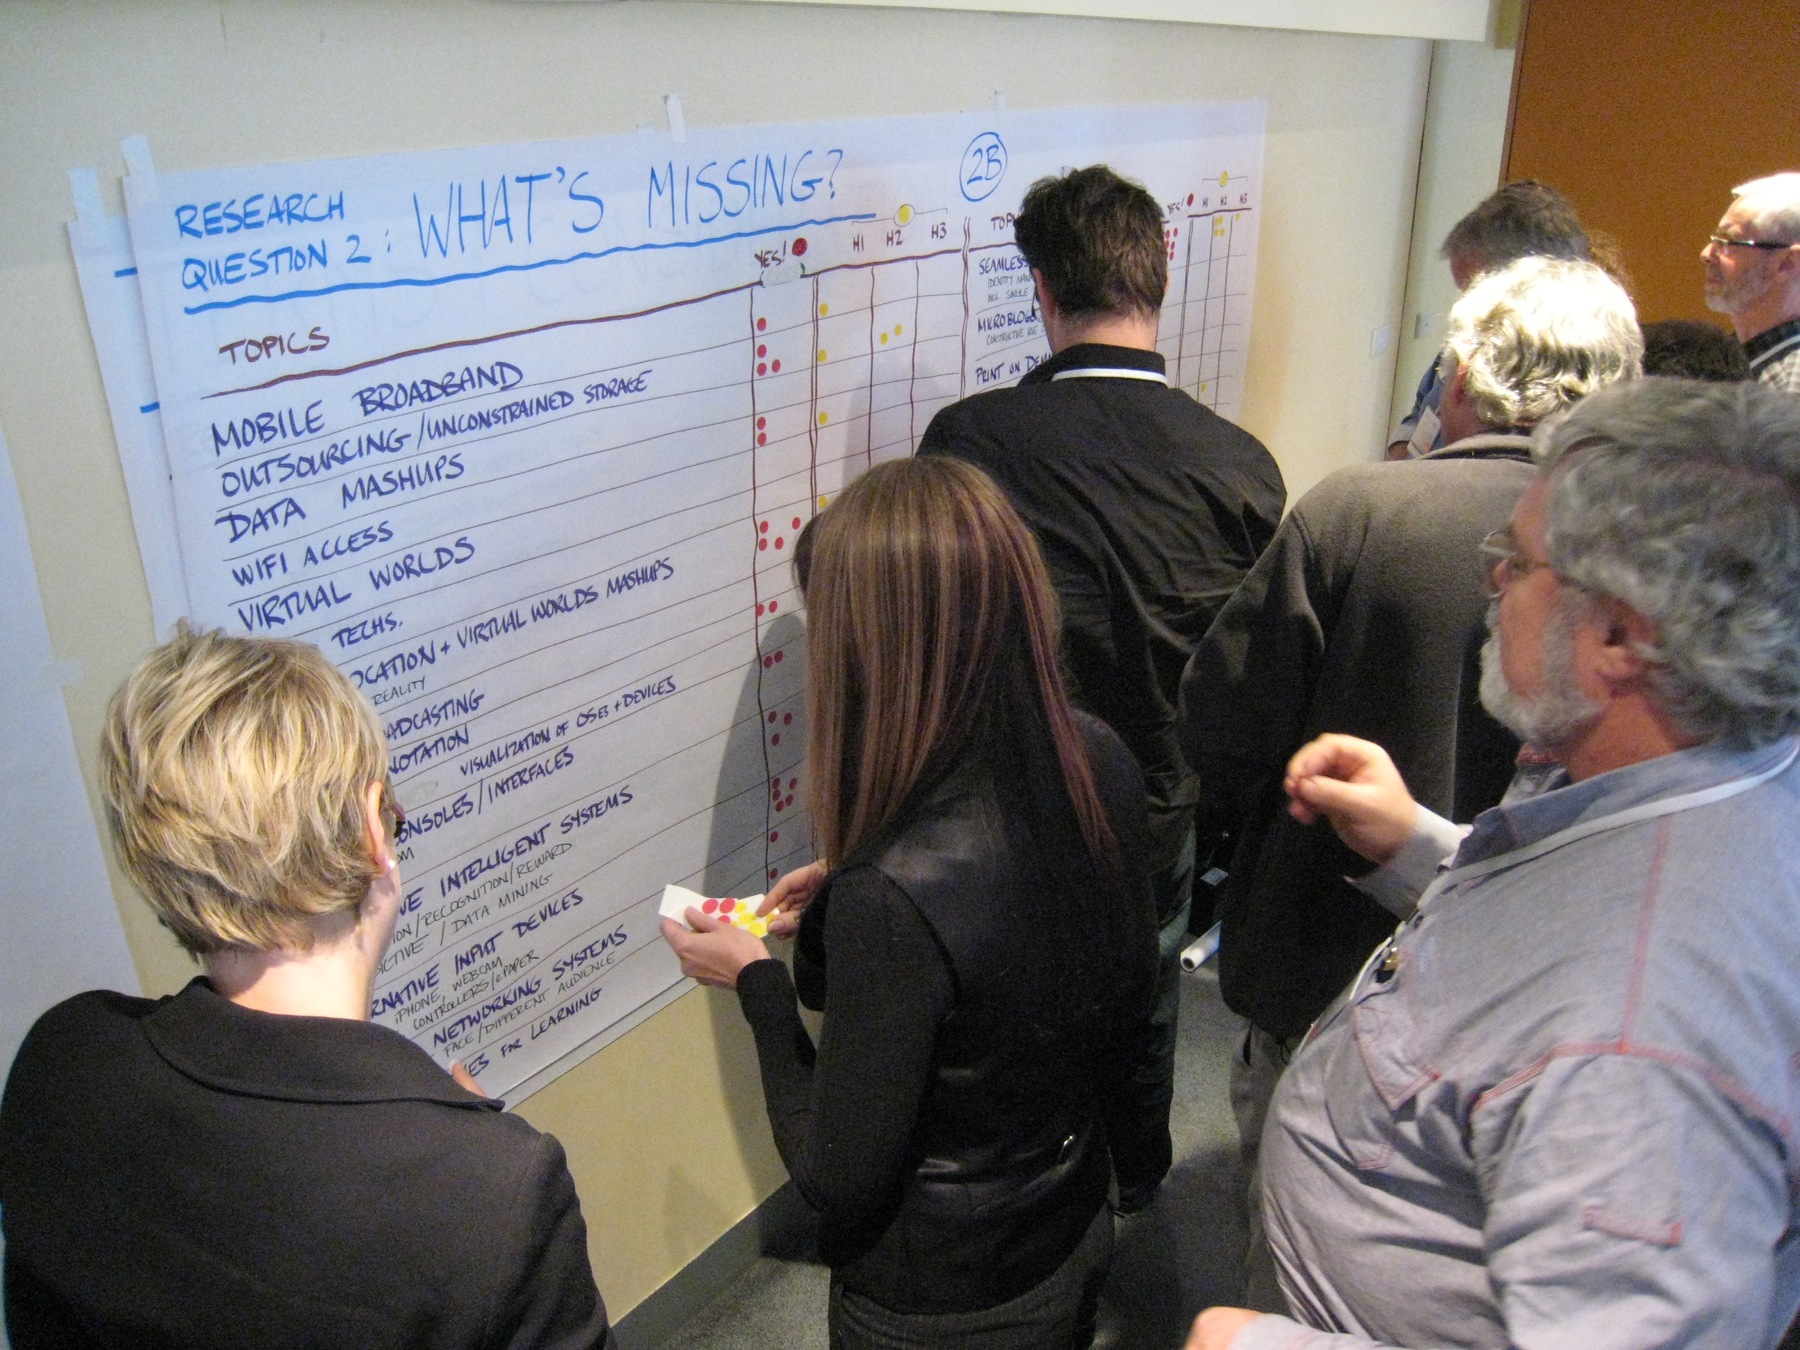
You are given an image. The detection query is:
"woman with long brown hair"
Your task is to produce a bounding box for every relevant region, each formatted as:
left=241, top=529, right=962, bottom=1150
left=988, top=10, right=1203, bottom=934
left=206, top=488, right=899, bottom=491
left=663, top=456, right=1166, bottom=1348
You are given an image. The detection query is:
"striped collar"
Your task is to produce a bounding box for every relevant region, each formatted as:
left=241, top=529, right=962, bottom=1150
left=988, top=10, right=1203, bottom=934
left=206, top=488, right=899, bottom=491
left=1023, top=342, right=1168, bottom=387
left=1050, top=366, right=1168, bottom=385
left=1745, top=316, right=1800, bottom=370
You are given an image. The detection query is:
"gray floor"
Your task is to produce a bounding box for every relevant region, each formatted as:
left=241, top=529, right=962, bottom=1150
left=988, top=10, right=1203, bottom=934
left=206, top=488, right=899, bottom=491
left=660, top=965, right=1251, bottom=1350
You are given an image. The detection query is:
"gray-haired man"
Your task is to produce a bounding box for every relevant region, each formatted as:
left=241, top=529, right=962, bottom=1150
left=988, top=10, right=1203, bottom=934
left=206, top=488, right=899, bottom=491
left=1181, top=257, right=1641, bottom=1308
left=1388, top=180, right=1592, bottom=457
left=1704, top=172, right=1800, bottom=395
left=1193, top=377, right=1800, bottom=1349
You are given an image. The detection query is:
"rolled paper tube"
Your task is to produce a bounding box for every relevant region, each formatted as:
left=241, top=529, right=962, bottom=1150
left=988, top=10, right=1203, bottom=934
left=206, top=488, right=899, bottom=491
left=1179, top=923, right=1222, bottom=973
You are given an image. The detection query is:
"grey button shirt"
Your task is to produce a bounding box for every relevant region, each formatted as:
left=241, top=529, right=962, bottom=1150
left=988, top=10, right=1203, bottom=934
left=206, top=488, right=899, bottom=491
left=1237, top=737, right=1800, bottom=1350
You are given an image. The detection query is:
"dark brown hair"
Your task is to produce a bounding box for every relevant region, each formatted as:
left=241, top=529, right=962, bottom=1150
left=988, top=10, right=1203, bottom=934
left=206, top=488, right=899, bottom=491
left=1441, top=179, right=1590, bottom=272
left=803, top=457, right=1115, bottom=869
left=1013, top=165, right=1167, bottom=321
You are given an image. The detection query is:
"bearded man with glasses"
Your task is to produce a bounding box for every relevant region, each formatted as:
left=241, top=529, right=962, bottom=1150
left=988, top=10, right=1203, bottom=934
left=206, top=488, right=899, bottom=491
left=1190, top=377, right=1800, bottom=1350
left=1180, top=255, right=1640, bottom=1312
left=1703, top=172, right=1800, bottom=394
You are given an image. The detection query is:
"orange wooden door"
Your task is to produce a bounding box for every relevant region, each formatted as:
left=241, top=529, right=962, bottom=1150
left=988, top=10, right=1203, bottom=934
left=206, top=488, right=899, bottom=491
left=1504, top=0, right=1800, bottom=324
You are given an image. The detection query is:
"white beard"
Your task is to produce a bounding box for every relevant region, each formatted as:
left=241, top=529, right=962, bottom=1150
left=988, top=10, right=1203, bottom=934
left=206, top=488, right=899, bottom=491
left=1703, top=261, right=1774, bottom=318
left=1478, top=599, right=1602, bottom=749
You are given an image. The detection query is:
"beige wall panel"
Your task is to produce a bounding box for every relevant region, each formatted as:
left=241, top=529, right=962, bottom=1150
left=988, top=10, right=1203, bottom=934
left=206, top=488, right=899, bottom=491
left=1387, top=37, right=1519, bottom=436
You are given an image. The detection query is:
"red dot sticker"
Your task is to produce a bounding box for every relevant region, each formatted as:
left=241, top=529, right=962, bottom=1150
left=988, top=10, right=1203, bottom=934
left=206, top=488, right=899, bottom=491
left=763, top=655, right=774, bottom=668
left=768, top=600, right=778, bottom=613
left=757, top=362, right=767, bottom=376
left=757, top=433, right=767, bottom=446
left=783, top=713, right=793, bottom=725
left=773, top=650, right=784, bottom=662
left=719, top=897, right=736, bottom=914
left=775, top=800, right=786, bottom=812
left=756, top=416, right=767, bottom=429
left=769, top=830, right=779, bottom=842
left=702, top=898, right=719, bottom=914
left=759, top=520, right=769, bottom=534
left=792, top=237, right=808, bottom=256
left=770, top=867, right=780, bottom=879
left=758, top=538, right=768, bottom=551
left=774, top=537, right=784, bottom=550
left=771, top=359, right=782, bottom=373
left=784, top=794, right=795, bottom=808
left=768, top=711, right=778, bottom=723
left=788, top=777, right=798, bottom=789
left=757, top=316, right=767, bottom=331
left=791, top=516, right=802, bottom=529
left=771, top=733, right=781, bottom=745
left=756, top=602, right=766, bottom=616
left=1187, top=193, right=1195, bottom=206
left=757, top=345, right=767, bottom=358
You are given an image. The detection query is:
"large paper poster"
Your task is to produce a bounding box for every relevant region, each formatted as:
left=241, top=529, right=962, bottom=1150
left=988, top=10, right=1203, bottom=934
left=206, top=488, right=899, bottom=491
left=115, top=103, right=1262, bottom=1100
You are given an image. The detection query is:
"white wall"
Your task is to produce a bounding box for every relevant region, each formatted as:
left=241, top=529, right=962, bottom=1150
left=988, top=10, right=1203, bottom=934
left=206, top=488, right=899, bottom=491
left=0, top=0, right=1494, bottom=1316
left=1387, top=32, right=1521, bottom=437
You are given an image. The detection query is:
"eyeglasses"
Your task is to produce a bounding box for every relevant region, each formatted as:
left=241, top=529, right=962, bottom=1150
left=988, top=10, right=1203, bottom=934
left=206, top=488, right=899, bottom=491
left=1708, top=234, right=1796, bottom=251
left=381, top=784, right=408, bottom=837
left=1480, top=526, right=1552, bottom=598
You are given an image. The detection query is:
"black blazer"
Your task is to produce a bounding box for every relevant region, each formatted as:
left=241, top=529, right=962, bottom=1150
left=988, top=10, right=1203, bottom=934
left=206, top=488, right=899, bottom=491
left=738, top=714, right=1166, bottom=1313
left=1, top=978, right=610, bottom=1349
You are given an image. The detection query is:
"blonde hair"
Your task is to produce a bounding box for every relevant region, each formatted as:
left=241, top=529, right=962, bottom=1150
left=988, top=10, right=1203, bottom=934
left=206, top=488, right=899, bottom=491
left=804, top=457, right=1116, bottom=870
left=1445, top=256, right=1641, bottom=429
left=99, top=623, right=390, bottom=954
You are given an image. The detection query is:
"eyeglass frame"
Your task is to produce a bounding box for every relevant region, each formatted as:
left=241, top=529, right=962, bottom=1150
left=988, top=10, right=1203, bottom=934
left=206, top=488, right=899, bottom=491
left=1479, top=525, right=1554, bottom=598
left=380, top=782, right=408, bottom=837
left=1707, top=233, right=1796, bottom=251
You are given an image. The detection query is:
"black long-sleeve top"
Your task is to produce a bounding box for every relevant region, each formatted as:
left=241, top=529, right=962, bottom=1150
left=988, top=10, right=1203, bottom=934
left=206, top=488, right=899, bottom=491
left=735, top=715, right=1166, bottom=1312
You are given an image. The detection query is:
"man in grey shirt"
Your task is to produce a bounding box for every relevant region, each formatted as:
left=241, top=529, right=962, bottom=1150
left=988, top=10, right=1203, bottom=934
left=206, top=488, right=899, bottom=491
left=1189, top=378, right=1800, bottom=1349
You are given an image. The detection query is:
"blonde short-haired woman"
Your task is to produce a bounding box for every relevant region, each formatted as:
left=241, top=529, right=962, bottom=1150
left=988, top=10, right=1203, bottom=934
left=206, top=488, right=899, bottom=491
left=0, top=625, right=612, bottom=1348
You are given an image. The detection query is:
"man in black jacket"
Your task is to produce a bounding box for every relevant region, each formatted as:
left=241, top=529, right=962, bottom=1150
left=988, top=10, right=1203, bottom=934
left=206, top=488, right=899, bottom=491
left=1179, top=255, right=1641, bottom=1306
left=919, top=165, right=1285, bottom=1207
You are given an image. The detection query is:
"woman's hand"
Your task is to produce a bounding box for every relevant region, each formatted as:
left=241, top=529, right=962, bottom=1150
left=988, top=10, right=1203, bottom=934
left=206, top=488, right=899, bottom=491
left=660, top=908, right=772, bottom=989
left=450, top=1061, right=489, bottom=1097
left=757, top=860, right=828, bottom=939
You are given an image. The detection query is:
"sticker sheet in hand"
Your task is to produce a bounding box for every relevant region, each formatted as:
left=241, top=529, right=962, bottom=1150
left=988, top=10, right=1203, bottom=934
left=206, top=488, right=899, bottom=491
left=660, top=884, right=771, bottom=938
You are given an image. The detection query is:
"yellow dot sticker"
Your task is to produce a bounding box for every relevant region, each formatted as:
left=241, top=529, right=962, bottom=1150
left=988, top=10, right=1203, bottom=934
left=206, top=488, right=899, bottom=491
left=880, top=332, right=889, bottom=344
left=894, top=322, right=904, bottom=336
left=818, top=349, right=828, bottom=362
left=818, top=494, right=829, bottom=509
left=1220, top=171, right=1230, bottom=187
left=819, top=303, right=829, bottom=317
left=818, top=412, right=829, bottom=425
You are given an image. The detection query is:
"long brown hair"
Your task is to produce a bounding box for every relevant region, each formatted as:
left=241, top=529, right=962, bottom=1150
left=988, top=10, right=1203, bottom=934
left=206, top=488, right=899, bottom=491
left=804, top=457, right=1116, bottom=868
